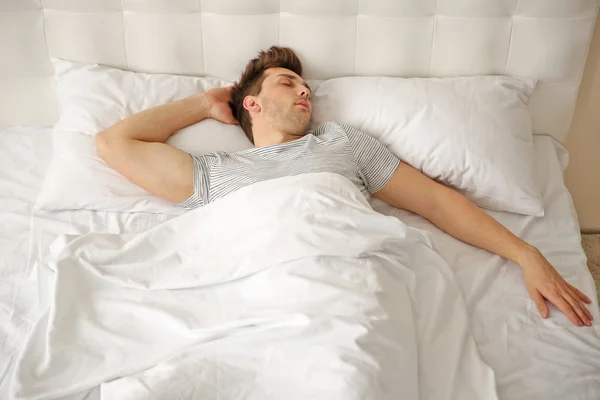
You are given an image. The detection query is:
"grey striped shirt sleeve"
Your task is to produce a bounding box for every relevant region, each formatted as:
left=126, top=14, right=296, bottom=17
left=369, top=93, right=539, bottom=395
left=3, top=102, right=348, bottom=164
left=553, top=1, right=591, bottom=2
left=340, top=123, right=401, bottom=194
left=177, top=153, right=216, bottom=210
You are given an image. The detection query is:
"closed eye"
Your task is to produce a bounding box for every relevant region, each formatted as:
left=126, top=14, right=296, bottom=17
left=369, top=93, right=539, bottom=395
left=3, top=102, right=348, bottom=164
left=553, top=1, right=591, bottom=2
left=276, top=73, right=311, bottom=94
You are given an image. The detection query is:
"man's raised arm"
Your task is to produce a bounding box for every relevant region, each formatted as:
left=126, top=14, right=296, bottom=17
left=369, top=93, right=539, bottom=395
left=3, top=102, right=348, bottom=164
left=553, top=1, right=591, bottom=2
left=95, top=87, right=237, bottom=204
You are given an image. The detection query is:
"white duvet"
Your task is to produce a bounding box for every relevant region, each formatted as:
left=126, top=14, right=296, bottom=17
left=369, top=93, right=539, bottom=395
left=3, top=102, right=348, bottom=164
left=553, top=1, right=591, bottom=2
left=12, top=173, right=498, bottom=400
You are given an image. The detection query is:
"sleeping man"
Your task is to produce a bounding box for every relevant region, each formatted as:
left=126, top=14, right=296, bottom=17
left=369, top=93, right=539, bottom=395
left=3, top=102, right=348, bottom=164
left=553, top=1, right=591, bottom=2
left=95, top=46, right=593, bottom=328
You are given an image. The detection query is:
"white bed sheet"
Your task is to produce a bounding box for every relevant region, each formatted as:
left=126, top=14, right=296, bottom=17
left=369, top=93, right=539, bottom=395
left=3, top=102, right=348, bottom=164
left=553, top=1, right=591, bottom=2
left=1, top=125, right=599, bottom=399
left=0, top=126, right=53, bottom=399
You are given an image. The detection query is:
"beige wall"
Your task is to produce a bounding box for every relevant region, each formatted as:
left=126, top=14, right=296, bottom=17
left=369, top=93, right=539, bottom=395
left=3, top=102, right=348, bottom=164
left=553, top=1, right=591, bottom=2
left=565, top=14, right=600, bottom=233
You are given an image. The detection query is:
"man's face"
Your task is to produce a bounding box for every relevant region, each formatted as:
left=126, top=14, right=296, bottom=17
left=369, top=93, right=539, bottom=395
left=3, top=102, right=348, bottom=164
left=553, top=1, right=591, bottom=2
left=246, top=67, right=312, bottom=137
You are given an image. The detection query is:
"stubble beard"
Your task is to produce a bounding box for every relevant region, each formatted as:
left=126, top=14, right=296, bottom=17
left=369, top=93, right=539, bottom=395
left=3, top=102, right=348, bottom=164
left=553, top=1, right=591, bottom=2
left=264, top=99, right=310, bottom=137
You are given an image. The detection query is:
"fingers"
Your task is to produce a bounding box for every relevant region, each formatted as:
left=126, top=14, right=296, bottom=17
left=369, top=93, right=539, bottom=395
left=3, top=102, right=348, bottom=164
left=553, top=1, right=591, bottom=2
left=567, top=282, right=592, bottom=304
left=548, top=289, right=590, bottom=326
left=552, top=292, right=583, bottom=326
left=564, top=286, right=593, bottom=323
left=563, top=290, right=590, bottom=326
left=530, top=289, right=549, bottom=318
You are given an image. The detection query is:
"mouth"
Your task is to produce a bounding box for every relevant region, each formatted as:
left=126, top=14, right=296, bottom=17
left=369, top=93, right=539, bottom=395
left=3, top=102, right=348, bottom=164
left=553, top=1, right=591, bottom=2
left=295, top=100, right=310, bottom=111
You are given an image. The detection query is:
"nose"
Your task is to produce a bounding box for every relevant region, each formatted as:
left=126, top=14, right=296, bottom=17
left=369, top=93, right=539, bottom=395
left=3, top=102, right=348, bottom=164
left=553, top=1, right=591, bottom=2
left=299, top=86, right=309, bottom=99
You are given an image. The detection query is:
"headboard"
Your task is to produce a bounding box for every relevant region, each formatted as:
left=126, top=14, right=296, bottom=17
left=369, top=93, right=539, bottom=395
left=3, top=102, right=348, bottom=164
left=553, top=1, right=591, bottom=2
left=1, top=0, right=598, bottom=142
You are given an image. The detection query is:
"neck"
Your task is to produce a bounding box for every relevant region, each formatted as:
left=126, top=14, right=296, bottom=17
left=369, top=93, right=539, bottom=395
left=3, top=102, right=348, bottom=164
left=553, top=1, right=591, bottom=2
left=252, top=121, right=304, bottom=148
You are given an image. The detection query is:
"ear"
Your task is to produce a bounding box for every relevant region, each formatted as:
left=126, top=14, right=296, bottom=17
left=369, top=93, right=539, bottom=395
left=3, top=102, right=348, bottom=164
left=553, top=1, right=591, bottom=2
left=243, top=95, right=261, bottom=113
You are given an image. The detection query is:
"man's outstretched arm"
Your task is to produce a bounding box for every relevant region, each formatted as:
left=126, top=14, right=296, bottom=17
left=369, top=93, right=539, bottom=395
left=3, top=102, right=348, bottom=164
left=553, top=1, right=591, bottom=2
left=374, top=162, right=594, bottom=327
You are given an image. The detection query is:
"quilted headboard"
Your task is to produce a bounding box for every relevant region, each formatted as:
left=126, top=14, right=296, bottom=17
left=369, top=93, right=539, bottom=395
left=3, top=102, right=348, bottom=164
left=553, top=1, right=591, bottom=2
left=1, top=0, right=598, bottom=142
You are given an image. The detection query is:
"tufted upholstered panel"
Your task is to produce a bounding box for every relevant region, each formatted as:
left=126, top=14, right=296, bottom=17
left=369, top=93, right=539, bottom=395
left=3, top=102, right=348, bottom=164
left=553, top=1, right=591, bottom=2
left=0, top=0, right=598, bottom=142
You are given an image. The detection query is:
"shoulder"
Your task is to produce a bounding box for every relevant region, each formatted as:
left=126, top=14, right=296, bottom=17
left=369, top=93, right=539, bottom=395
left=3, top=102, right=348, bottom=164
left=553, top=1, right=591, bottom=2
left=189, top=151, right=226, bottom=168
left=309, top=121, right=356, bottom=138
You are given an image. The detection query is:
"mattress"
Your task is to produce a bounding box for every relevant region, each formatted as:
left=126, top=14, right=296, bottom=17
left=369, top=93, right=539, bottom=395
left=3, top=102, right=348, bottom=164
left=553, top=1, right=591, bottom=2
left=1, top=125, right=599, bottom=399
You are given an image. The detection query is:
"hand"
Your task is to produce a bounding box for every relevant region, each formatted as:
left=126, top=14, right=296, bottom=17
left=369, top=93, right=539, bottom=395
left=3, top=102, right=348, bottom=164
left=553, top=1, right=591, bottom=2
left=520, top=248, right=594, bottom=327
left=201, top=86, right=239, bottom=125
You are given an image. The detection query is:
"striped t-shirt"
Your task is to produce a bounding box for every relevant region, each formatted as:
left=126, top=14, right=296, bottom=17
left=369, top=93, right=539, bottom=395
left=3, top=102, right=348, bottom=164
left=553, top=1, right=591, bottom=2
left=177, top=121, right=401, bottom=209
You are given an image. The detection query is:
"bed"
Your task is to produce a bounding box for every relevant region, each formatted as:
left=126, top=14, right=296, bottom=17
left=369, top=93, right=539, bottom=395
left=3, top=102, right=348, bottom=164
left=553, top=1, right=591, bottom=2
left=1, top=1, right=600, bottom=399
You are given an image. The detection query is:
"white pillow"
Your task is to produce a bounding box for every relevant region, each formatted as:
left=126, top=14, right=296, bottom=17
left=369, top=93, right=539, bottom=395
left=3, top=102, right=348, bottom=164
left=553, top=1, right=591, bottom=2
left=35, top=58, right=255, bottom=215
left=310, top=76, right=543, bottom=216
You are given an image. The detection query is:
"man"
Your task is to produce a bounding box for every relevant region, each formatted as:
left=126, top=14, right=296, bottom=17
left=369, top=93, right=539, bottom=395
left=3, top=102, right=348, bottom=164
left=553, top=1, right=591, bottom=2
left=95, top=46, right=593, bottom=327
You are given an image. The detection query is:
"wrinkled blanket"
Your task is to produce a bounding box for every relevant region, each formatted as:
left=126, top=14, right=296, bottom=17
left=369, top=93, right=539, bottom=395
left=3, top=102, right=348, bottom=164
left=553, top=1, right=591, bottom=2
left=12, top=173, right=498, bottom=400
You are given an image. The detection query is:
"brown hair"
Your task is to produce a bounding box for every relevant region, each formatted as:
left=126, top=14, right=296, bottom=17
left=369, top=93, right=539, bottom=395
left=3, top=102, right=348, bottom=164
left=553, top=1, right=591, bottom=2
left=229, top=46, right=303, bottom=144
